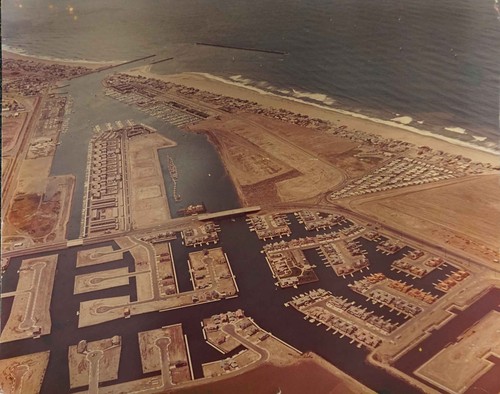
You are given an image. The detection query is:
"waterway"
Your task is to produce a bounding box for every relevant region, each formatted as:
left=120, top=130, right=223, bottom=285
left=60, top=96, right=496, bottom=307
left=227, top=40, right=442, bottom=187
left=50, top=61, right=240, bottom=239
left=3, top=0, right=499, bottom=144
left=1, top=212, right=479, bottom=393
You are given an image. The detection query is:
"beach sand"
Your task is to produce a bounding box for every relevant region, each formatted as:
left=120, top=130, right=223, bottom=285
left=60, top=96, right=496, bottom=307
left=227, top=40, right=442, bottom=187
left=127, top=67, right=499, bottom=165
left=2, top=49, right=115, bottom=70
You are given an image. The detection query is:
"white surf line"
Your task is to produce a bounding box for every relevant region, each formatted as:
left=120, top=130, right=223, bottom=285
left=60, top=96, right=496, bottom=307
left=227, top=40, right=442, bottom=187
left=191, top=72, right=499, bottom=156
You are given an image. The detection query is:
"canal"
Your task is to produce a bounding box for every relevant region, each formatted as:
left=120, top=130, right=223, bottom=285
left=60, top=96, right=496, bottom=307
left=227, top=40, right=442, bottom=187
left=1, top=210, right=473, bottom=393
left=3, top=61, right=490, bottom=394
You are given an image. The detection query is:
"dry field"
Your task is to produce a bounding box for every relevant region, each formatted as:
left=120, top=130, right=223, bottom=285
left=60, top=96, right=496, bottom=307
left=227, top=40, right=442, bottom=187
left=5, top=175, right=73, bottom=244
left=76, top=246, right=124, bottom=267
left=0, top=255, right=58, bottom=343
left=0, top=351, right=50, bottom=394
left=74, top=267, right=130, bottom=294
left=68, top=337, right=122, bottom=389
left=415, top=311, right=500, bottom=394
left=346, top=174, right=500, bottom=263
left=1, top=113, right=27, bottom=153
left=138, top=324, right=191, bottom=384
left=189, top=113, right=344, bottom=205
left=127, top=132, right=176, bottom=229
left=247, top=113, right=384, bottom=178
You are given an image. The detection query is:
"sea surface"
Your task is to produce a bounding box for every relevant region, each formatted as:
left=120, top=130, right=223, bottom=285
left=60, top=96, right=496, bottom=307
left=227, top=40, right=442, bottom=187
left=2, top=0, right=499, bottom=145
left=1, top=3, right=499, bottom=392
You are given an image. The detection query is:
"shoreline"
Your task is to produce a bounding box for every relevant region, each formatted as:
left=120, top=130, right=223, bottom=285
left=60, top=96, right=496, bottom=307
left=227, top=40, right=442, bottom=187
left=127, top=67, right=500, bottom=165
left=2, top=47, right=117, bottom=70
left=203, top=73, right=499, bottom=150
left=3, top=44, right=498, bottom=164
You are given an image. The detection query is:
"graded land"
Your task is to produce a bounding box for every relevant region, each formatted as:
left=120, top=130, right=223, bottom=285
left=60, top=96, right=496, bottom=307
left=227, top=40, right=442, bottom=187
left=0, top=255, right=58, bottom=343
left=2, top=91, right=75, bottom=251
left=68, top=336, right=122, bottom=390
left=118, top=69, right=500, bottom=266
left=0, top=351, right=50, bottom=394
left=343, top=174, right=500, bottom=264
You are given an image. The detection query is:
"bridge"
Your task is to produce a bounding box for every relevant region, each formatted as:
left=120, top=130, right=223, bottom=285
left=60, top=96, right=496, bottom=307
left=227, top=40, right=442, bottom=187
left=198, top=206, right=261, bottom=221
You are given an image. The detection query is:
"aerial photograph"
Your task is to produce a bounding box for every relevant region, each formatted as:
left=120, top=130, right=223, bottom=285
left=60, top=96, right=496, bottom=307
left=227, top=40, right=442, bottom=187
left=1, top=1, right=499, bottom=393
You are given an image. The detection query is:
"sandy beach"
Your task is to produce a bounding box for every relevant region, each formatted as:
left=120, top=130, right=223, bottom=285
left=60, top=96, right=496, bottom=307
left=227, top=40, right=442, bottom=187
left=2, top=48, right=116, bottom=70
left=128, top=66, right=499, bottom=166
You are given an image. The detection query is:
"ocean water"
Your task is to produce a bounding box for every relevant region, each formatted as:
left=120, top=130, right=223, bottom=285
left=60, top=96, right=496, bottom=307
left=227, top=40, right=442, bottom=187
left=2, top=0, right=500, bottom=144
left=2, top=0, right=499, bottom=144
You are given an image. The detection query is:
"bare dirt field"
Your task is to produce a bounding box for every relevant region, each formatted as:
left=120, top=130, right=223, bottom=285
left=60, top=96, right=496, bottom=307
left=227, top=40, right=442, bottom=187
left=189, top=114, right=344, bottom=204
left=1, top=113, right=27, bottom=153
left=0, top=351, right=50, bottom=394
left=74, top=267, right=130, bottom=294
left=76, top=246, right=124, bottom=267
left=205, top=127, right=293, bottom=187
left=415, top=311, right=499, bottom=394
left=68, top=336, right=122, bottom=389
left=78, top=296, right=130, bottom=328
left=0, top=255, right=58, bottom=343
left=346, top=174, right=500, bottom=263
left=138, top=324, right=191, bottom=384
left=4, top=170, right=74, bottom=246
left=127, top=133, right=176, bottom=229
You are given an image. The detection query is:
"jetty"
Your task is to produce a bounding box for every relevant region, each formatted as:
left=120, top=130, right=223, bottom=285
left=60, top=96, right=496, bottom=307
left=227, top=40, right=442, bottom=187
left=150, top=57, right=174, bottom=65
left=195, top=42, right=288, bottom=55
left=98, top=54, right=157, bottom=72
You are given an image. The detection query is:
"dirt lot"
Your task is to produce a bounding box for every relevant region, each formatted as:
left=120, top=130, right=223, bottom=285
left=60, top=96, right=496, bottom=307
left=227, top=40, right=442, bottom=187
left=74, top=267, right=130, bottom=294
left=347, top=174, right=500, bottom=263
left=415, top=311, right=500, bottom=394
left=76, top=246, right=124, bottom=267
left=138, top=324, right=191, bottom=384
left=205, top=127, right=293, bottom=187
left=0, top=255, right=58, bottom=343
left=189, top=114, right=344, bottom=204
left=1, top=114, right=27, bottom=153
left=68, top=337, right=121, bottom=389
left=128, top=132, right=176, bottom=229
left=0, top=351, right=50, bottom=394
left=4, top=175, right=74, bottom=244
